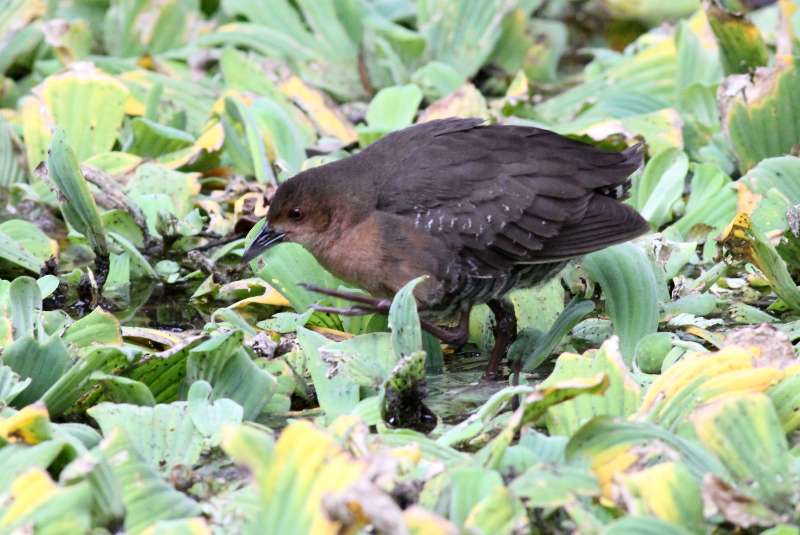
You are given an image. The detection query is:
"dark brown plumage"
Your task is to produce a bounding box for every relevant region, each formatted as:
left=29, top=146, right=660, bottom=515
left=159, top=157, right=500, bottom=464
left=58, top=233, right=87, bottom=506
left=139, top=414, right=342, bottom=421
left=243, top=118, right=649, bottom=377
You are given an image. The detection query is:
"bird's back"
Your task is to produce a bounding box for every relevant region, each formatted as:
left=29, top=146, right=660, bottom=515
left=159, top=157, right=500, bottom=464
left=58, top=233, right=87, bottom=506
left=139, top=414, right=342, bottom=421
left=332, top=118, right=649, bottom=315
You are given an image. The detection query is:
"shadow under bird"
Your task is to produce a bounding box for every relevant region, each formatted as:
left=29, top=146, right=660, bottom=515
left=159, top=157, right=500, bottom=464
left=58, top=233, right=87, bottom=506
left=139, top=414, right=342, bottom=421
left=242, top=118, right=649, bottom=379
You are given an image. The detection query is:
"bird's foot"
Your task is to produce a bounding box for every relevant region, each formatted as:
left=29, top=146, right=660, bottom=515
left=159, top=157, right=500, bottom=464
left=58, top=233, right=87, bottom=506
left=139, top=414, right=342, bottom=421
left=301, top=282, right=470, bottom=348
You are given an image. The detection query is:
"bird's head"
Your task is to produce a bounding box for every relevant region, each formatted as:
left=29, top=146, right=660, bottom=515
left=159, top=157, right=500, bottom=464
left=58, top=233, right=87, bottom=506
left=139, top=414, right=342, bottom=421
left=241, top=163, right=371, bottom=263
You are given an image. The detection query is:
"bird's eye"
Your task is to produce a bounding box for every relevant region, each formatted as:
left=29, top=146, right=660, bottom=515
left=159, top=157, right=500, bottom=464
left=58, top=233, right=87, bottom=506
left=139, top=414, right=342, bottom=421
left=288, top=207, right=303, bottom=221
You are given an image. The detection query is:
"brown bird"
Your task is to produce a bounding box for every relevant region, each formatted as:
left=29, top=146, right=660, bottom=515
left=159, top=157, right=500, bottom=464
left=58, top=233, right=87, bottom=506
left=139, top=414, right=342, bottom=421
left=242, top=118, right=649, bottom=378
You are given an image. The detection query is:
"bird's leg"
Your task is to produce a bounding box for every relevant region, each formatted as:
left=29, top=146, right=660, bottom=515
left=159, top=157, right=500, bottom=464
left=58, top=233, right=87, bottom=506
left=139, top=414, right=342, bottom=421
left=424, top=308, right=470, bottom=346
left=301, top=283, right=470, bottom=347
left=299, top=283, right=393, bottom=310
left=484, top=298, right=517, bottom=381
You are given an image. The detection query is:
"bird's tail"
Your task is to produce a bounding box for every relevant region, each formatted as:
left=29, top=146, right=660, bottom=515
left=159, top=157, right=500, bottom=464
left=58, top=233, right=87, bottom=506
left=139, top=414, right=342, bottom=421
left=595, top=143, right=644, bottom=201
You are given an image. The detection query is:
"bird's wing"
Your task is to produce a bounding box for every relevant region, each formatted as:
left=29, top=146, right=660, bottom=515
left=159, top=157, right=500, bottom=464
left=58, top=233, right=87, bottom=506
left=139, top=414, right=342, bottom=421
left=372, top=118, right=649, bottom=272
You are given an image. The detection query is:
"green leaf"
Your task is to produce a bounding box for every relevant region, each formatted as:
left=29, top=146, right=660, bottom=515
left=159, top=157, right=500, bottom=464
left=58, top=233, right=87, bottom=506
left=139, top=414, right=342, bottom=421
left=566, top=418, right=729, bottom=482
left=411, top=61, right=464, bottom=99
left=9, top=275, right=41, bottom=340
left=186, top=331, right=276, bottom=420
left=102, top=252, right=131, bottom=304
left=691, top=393, right=795, bottom=512
left=389, top=276, right=424, bottom=359
left=187, top=380, right=243, bottom=444
left=98, top=427, right=202, bottom=534
left=616, top=461, right=704, bottom=532
left=320, top=332, right=395, bottom=387
left=0, top=230, right=44, bottom=273
left=89, top=372, right=156, bottom=406
left=634, top=332, right=675, bottom=374
left=3, top=334, right=70, bottom=407
left=42, top=346, right=128, bottom=417
left=0, top=116, right=25, bottom=187
left=63, top=307, right=122, bottom=349
left=707, top=2, right=769, bottom=75
left=47, top=129, right=108, bottom=255
left=437, top=385, right=533, bottom=448
left=509, top=463, right=600, bottom=508
left=296, top=326, right=360, bottom=420
left=0, top=220, right=54, bottom=273
left=669, top=162, right=736, bottom=238
left=126, top=118, right=194, bottom=158
left=521, top=298, right=595, bottom=372
left=464, top=484, right=527, bottom=534
left=250, top=236, right=343, bottom=330
left=108, top=231, right=158, bottom=279
left=722, top=58, right=800, bottom=172
left=0, top=440, right=66, bottom=494
left=540, top=338, right=641, bottom=436
left=225, top=96, right=276, bottom=185
left=447, top=467, right=504, bottom=527
left=0, top=364, right=30, bottom=406
left=125, top=163, right=200, bottom=233
left=603, top=516, right=694, bottom=535
left=417, top=0, right=517, bottom=80
left=583, top=243, right=660, bottom=363
left=629, top=148, right=688, bottom=228
left=0, top=472, right=93, bottom=534
left=89, top=401, right=204, bottom=473
left=22, top=65, right=128, bottom=168
left=357, top=84, right=423, bottom=145
left=741, top=156, right=800, bottom=232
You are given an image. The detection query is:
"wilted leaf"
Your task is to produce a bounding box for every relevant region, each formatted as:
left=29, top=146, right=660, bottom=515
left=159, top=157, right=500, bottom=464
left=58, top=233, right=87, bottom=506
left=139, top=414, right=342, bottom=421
left=721, top=57, right=800, bottom=171
left=706, top=1, right=769, bottom=75
left=720, top=212, right=800, bottom=310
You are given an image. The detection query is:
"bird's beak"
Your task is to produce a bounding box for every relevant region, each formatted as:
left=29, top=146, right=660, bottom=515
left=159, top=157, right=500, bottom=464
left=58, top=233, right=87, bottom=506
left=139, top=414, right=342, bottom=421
left=241, top=224, right=285, bottom=263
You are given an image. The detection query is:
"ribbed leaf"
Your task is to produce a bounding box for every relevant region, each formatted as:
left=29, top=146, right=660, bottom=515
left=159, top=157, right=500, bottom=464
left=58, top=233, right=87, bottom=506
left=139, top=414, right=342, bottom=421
left=99, top=428, right=202, bottom=534
left=722, top=58, right=800, bottom=171
left=583, top=243, right=660, bottom=363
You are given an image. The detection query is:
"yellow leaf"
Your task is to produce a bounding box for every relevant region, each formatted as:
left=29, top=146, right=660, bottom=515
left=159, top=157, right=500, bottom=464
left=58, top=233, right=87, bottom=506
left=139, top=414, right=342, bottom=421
left=418, top=83, right=489, bottom=123
left=699, top=367, right=784, bottom=402
left=617, top=461, right=702, bottom=530
left=735, top=182, right=761, bottom=216
left=20, top=93, right=54, bottom=173
left=229, top=285, right=291, bottom=309
left=160, top=120, right=225, bottom=169
left=404, top=506, right=458, bottom=535
left=0, top=403, right=52, bottom=445
left=125, top=94, right=146, bottom=116
left=279, top=76, right=357, bottom=144
left=141, top=517, right=212, bottom=535
left=238, top=420, right=368, bottom=535
left=0, top=468, right=59, bottom=527
left=591, top=443, right=638, bottom=501
left=638, top=345, right=756, bottom=417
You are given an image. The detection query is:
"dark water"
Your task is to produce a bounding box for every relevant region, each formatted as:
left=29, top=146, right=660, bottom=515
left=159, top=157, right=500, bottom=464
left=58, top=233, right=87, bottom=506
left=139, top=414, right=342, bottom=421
left=113, top=285, right=544, bottom=422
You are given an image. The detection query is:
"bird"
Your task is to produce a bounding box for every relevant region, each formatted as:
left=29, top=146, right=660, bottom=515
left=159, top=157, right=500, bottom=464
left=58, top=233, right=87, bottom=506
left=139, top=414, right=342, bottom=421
left=242, top=118, right=649, bottom=379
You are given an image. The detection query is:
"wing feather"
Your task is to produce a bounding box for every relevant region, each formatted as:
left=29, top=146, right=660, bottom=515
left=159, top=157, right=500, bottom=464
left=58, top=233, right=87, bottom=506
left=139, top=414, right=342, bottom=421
left=370, top=118, right=647, bottom=273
